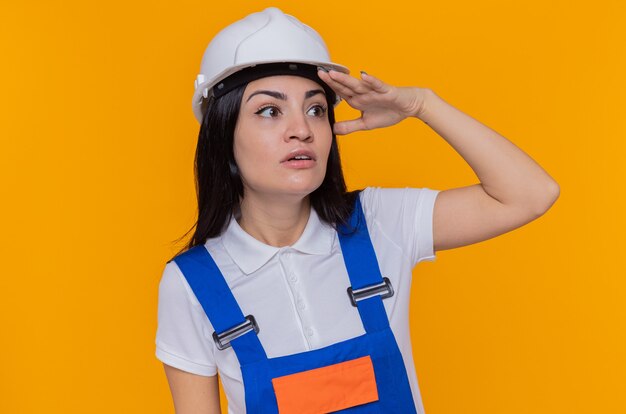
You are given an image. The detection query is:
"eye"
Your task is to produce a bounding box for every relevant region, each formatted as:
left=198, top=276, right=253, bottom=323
left=255, top=105, right=281, bottom=118
left=307, top=104, right=327, bottom=117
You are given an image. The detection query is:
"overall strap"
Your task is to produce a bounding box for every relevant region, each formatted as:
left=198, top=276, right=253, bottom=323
left=337, top=193, right=391, bottom=333
left=173, top=245, right=267, bottom=365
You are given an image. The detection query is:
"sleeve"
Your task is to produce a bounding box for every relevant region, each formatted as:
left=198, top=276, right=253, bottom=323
left=155, top=260, right=218, bottom=376
left=359, top=186, right=441, bottom=267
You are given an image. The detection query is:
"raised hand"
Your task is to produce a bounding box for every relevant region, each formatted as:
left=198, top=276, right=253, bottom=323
left=317, top=69, right=429, bottom=135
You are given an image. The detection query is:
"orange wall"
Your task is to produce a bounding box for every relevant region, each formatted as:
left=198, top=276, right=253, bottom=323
left=1, top=1, right=624, bottom=413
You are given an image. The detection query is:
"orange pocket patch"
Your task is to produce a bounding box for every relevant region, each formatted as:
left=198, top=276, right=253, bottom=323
left=271, top=355, right=379, bottom=414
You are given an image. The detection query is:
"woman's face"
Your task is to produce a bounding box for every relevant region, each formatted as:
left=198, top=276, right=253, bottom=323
left=234, top=75, right=333, bottom=201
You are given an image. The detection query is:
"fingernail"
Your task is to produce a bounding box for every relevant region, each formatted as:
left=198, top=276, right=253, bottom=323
left=317, top=66, right=329, bottom=73
left=360, top=70, right=368, bottom=76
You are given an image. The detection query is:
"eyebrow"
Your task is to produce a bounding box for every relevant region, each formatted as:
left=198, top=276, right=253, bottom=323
left=246, top=89, right=326, bottom=102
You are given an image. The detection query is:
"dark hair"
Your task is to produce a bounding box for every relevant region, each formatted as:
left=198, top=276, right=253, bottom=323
left=173, top=80, right=359, bottom=257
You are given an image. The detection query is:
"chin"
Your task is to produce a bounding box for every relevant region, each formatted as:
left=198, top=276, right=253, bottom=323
left=278, top=179, right=324, bottom=198
left=244, top=172, right=326, bottom=199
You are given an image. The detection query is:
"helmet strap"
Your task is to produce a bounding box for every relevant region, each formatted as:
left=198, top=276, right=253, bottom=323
left=212, top=62, right=336, bottom=103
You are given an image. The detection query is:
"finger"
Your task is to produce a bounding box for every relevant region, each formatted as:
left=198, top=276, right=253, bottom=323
left=360, top=72, right=391, bottom=94
left=317, top=69, right=356, bottom=98
left=327, top=70, right=372, bottom=94
left=319, top=69, right=369, bottom=96
left=333, top=117, right=368, bottom=135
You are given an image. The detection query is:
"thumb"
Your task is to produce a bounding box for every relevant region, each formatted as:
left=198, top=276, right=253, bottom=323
left=333, top=117, right=367, bottom=135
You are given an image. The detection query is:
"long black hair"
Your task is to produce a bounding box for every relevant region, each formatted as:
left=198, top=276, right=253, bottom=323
left=174, top=80, right=359, bottom=257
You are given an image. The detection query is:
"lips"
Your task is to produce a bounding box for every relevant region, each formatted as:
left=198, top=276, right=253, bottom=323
left=280, top=149, right=316, bottom=163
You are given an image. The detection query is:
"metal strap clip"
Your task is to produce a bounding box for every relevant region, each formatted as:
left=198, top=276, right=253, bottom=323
left=347, top=277, right=394, bottom=307
left=212, top=315, right=259, bottom=350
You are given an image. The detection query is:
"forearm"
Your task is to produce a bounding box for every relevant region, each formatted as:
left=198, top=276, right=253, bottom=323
left=417, top=88, right=559, bottom=212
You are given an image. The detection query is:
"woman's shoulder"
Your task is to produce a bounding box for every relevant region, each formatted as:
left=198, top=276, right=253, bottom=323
left=358, top=186, right=441, bottom=265
left=359, top=186, right=441, bottom=216
left=159, top=258, right=203, bottom=309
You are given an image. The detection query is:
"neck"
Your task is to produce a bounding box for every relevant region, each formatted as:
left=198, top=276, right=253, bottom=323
left=237, top=193, right=311, bottom=247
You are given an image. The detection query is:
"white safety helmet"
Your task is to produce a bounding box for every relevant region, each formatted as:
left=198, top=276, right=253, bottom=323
left=192, top=7, right=349, bottom=123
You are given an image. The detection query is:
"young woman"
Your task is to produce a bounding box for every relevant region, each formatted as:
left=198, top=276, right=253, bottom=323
left=156, top=7, right=559, bottom=414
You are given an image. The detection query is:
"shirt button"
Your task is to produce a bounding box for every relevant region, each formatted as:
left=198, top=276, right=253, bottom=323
left=305, top=328, right=314, bottom=337
left=288, top=273, right=297, bottom=282
left=297, top=300, right=306, bottom=310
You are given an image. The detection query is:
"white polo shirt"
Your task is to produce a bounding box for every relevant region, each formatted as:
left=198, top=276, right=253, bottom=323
left=156, top=186, right=440, bottom=414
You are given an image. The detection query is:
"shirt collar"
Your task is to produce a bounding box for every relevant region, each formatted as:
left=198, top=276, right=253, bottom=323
left=219, top=207, right=336, bottom=275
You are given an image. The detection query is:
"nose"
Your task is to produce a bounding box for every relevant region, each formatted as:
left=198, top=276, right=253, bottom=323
left=284, top=111, right=313, bottom=142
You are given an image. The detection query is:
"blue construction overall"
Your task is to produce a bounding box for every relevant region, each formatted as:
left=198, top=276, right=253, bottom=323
left=173, top=196, right=418, bottom=413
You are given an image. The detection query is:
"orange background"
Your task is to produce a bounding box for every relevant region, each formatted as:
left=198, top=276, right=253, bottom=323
left=1, top=1, right=624, bottom=413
